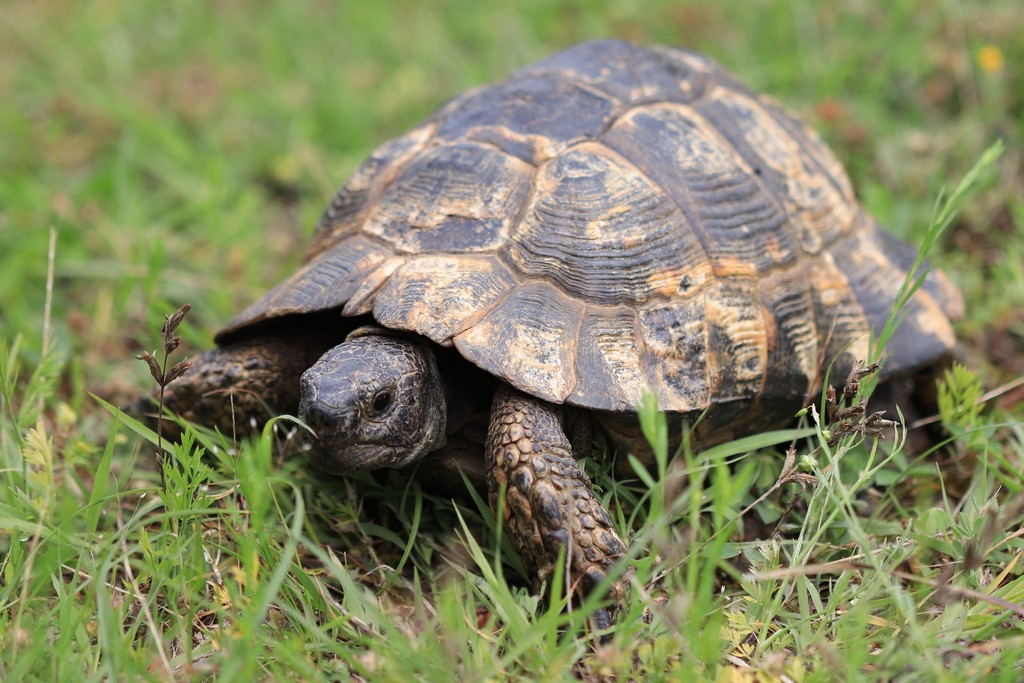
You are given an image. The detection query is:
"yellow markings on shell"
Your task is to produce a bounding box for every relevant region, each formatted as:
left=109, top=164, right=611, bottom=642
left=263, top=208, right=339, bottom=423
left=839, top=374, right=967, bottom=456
left=586, top=314, right=649, bottom=407
left=373, top=255, right=517, bottom=344
left=705, top=282, right=767, bottom=393
left=454, top=284, right=581, bottom=403
left=709, top=257, right=758, bottom=278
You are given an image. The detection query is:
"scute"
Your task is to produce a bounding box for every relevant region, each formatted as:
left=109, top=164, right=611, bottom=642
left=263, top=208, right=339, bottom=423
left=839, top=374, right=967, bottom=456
left=805, top=252, right=871, bottom=383
left=520, top=39, right=714, bottom=106
left=694, top=89, right=854, bottom=253
left=636, top=296, right=711, bottom=412
left=434, top=73, right=617, bottom=164
left=829, top=215, right=957, bottom=377
left=871, top=228, right=965, bottom=322
left=372, top=256, right=518, bottom=345
left=218, top=235, right=394, bottom=340
left=570, top=310, right=650, bottom=410
left=454, top=283, right=583, bottom=403
left=504, top=142, right=712, bottom=306
left=602, top=103, right=797, bottom=276
left=363, top=142, right=534, bottom=253
left=756, top=267, right=819, bottom=402
left=703, top=280, right=769, bottom=402
left=307, top=125, right=434, bottom=260
left=218, top=40, right=960, bottom=417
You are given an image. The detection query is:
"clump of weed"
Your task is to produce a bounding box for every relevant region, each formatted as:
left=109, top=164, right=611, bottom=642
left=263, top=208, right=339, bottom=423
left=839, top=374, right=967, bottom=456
left=816, top=361, right=897, bottom=447
left=135, top=303, right=193, bottom=487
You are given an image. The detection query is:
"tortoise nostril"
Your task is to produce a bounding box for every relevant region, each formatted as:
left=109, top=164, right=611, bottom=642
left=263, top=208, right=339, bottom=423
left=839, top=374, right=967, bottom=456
left=299, top=396, right=361, bottom=439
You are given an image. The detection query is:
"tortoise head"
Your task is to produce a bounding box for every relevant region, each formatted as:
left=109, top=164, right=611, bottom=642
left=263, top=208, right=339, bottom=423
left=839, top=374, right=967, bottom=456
left=298, top=327, right=447, bottom=473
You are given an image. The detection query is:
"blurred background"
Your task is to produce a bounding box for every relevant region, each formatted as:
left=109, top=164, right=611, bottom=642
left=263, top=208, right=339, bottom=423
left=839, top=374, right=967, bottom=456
left=1, top=0, right=1021, bottom=414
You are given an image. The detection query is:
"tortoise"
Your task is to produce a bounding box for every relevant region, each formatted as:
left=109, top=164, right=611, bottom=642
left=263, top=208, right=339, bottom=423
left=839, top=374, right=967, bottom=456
left=151, top=39, right=962, bottom=622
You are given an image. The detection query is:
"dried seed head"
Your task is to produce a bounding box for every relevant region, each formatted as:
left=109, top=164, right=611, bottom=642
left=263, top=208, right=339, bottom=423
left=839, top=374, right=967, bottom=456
left=136, top=351, right=163, bottom=383
left=166, top=359, right=194, bottom=384
left=162, top=303, right=192, bottom=337
left=844, top=361, right=880, bottom=399
left=164, top=335, right=181, bottom=355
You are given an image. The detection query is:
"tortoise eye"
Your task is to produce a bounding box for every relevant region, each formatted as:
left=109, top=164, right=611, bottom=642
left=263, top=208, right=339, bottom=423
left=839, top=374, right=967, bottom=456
left=371, top=391, right=392, bottom=413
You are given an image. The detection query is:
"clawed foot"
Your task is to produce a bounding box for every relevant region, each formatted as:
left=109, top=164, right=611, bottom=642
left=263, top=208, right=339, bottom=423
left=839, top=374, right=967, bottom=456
left=486, top=387, right=628, bottom=625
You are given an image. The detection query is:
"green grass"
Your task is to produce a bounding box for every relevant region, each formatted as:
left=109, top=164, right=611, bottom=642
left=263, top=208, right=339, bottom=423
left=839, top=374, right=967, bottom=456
left=2, top=0, right=1023, bottom=679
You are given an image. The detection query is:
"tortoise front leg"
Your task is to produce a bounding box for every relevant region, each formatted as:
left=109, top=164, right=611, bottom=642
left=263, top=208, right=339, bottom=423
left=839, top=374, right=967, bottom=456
left=486, top=386, right=627, bottom=624
left=131, top=323, right=342, bottom=437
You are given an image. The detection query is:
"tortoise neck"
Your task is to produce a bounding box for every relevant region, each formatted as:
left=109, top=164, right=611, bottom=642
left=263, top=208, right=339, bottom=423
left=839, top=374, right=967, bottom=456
left=435, top=348, right=496, bottom=437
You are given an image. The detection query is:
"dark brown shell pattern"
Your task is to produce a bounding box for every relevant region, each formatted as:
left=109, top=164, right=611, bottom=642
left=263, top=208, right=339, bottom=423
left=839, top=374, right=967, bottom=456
left=219, top=40, right=962, bottom=419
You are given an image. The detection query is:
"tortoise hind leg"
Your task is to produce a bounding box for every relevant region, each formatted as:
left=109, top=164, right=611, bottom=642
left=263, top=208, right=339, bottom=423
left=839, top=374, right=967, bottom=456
left=485, top=386, right=628, bottom=626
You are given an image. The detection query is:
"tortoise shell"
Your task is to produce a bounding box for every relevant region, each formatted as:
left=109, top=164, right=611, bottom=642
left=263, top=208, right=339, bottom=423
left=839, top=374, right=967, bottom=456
left=218, top=39, right=961, bottom=418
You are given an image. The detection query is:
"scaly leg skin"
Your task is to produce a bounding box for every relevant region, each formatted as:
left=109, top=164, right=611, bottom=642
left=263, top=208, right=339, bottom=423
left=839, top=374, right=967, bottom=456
left=486, top=386, right=628, bottom=629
